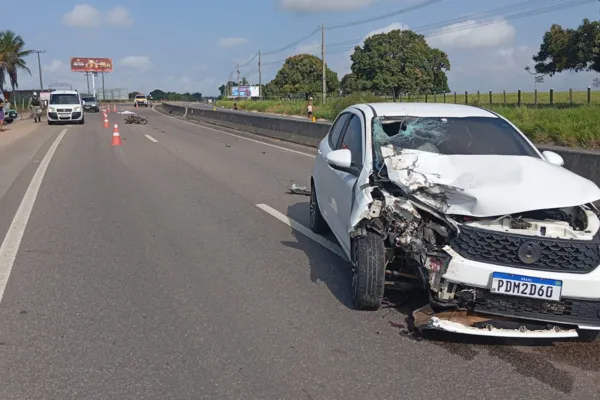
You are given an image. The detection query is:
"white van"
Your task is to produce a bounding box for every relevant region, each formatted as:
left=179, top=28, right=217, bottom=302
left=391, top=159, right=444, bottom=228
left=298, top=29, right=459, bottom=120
left=47, top=90, right=84, bottom=125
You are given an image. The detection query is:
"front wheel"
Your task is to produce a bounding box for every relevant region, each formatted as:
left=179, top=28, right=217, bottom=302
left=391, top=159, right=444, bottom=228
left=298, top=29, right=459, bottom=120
left=309, top=181, right=329, bottom=234
left=352, top=231, right=386, bottom=311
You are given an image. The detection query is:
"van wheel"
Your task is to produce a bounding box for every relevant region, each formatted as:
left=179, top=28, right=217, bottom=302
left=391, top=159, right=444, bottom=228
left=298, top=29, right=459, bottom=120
left=351, top=230, right=386, bottom=311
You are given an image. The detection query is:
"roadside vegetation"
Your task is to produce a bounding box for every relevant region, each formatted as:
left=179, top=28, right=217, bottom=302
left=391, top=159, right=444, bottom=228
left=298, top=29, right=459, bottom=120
left=216, top=18, right=600, bottom=150
left=216, top=95, right=600, bottom=149
left=0, top=30, right=33, bottom=93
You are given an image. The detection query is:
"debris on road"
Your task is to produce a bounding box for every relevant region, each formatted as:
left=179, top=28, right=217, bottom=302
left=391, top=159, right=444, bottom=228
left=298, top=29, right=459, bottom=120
left=288, top=183, right=310, bottom=196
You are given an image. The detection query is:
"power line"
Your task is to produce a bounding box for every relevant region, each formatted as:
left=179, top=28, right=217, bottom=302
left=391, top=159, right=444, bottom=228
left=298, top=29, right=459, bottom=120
left=325, top=0, right=442, bottom=30
left=326, top=0, right=595, bottom=53
left=262, top=27, right=321, bottom=56
left=327, top=0, right=573, bottom=48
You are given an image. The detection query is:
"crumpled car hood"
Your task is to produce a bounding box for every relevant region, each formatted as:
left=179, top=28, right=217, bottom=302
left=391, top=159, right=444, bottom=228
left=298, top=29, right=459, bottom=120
left=381, top=147, right=600, bottom=217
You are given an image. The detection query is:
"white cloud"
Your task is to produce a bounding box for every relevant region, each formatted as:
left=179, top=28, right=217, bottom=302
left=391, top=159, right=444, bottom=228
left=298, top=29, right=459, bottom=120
left=426, top=19, right=516, bottom=50
left=296, top=41, right=320, bottom=54
left=62, top=4, right=102, bottom=28
left=280, top=0, right=377, bottom=11
left=107, top=6, right=133, bottom=27
left=218, top=37, right=248, bottom=48
left=44, top=60, right=67, bottom=73
left=365, top=22, right=409, bottom=40
left=63, top=4, right=133, bottom=28
left=120, top=56, right=152, bottom=70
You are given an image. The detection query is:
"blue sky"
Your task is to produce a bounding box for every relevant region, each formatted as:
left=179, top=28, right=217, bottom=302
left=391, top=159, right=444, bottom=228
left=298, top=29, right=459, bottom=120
left=5, top=0, right=599, bottom=96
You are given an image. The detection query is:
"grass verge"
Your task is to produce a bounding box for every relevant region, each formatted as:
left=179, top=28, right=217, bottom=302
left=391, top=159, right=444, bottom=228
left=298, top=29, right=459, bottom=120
left=216, top=96, right=600, bottom=150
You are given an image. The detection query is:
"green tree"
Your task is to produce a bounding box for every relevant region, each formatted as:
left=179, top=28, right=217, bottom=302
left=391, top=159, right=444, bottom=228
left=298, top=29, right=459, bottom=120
left=533, top=19, right=600, bottom=76
left=350, top=29, right=450, bottom=100
left=0, top=30, right=33, bottom=91
left=340, top=73, right=360, bottom=95
left=267, top=54, right=339, bottom=97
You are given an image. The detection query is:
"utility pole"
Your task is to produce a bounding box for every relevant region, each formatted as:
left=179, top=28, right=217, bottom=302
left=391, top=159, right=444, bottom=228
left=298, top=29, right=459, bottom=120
left=321, top=23, right=326, bottom=104
left=236, top=64, right=240, bottom=87
left=85, top=72, right=90, bottom=94
left=258, top=50, right=262, bottom=99
left=101, top=72, right=106, bottom=101
left=32, top=50, right=46, bottom=91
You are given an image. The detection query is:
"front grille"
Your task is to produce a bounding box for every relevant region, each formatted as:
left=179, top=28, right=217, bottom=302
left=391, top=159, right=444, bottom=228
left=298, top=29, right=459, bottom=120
left=474, top=289, right=600, bottom=327
left=57, top=108, right=70, bottom=112
left=450, top=225, right=600, bottom=274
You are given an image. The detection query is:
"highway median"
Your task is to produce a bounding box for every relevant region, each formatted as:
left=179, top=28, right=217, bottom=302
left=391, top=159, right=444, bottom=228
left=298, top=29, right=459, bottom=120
left=156, top=101, right=600, bottom=188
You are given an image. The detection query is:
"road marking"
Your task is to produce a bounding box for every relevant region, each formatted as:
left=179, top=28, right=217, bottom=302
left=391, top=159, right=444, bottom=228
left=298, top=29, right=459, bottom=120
left=255, top=203, right=347, bottom=260
left=144, top=134, right=158, bottom=143
left=153, top=107, right=316, bottom=158
left=0, top=128, right=68, bottom=303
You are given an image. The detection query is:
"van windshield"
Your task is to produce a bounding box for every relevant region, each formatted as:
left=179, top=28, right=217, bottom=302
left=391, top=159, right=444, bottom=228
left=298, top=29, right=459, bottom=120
left=50, top=94, right=80, bottom=105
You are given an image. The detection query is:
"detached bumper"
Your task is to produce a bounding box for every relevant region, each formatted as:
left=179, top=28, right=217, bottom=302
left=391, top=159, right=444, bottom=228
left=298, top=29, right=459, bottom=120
left=413, top=305, right=583, bottom=339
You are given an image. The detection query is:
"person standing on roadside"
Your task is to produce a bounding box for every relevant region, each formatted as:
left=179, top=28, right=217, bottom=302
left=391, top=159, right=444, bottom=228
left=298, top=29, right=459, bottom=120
left=0, top=96, right=5, bottom=132
left=28, top=91, right=42, bottom=123
left=306, top=96, right=313, bottom=120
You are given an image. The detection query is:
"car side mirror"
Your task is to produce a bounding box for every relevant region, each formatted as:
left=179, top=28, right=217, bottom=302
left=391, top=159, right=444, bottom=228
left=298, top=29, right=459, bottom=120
left=326, top=149, right=360, bottom=175
left=542, top=150, right=564, bottom=167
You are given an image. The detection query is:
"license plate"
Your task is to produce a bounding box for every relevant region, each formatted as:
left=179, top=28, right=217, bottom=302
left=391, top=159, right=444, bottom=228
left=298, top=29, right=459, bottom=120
left=491, top=272, right=562, bottom=301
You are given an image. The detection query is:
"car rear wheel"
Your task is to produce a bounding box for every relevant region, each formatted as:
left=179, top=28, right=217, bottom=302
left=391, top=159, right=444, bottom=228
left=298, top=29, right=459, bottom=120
left=309, top=181, right=330, bottom=234
left=352, top=230, right=386, bottom=311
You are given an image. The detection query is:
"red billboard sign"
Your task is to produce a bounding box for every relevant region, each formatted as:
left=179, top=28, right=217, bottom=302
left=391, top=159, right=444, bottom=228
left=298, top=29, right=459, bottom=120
left=70, top=57, right=113, bottom=72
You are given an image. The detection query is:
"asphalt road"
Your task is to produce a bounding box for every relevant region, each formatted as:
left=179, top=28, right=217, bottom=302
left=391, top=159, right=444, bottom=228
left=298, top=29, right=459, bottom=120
left=0, top=107, right=597, bottom=399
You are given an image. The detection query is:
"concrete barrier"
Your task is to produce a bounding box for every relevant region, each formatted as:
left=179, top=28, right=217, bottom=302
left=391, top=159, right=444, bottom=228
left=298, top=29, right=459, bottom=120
left=158, top=103, right=600, bottom=186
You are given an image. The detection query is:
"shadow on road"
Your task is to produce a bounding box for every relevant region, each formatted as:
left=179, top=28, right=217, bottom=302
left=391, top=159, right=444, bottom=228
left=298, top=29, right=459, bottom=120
left=282, top=201, right=354, bottom=309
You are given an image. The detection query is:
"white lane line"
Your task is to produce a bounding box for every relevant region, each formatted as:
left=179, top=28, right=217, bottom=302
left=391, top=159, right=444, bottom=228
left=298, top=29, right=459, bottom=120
left=0, top=128, right=68, bottom=303
left=152, top=107, right=315, bottom=158
left=144, top=134, right=158, bottom=143
left=255, top=203, right=348, bottom=260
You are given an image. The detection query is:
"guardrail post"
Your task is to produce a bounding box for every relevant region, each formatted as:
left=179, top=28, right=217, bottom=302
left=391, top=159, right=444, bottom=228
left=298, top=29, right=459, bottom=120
left=183, top=107, right=188, bottom=118
left=570, top=88, right=573, bottom=105
left=588, top=86, right=591, bottom=105
left=550, top=88, right=554, bottom=106
left=517, top=89, right=521, bottom=107
left=489, top=90, right=492, bottom=104
left=464, top=91, right=468, bottom=105
left=534, top=89, right=537, bottom=105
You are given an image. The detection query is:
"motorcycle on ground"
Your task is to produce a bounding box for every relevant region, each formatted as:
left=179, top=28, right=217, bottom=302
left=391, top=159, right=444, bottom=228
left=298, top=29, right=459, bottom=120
left=124, top=114, right=148, bottom=125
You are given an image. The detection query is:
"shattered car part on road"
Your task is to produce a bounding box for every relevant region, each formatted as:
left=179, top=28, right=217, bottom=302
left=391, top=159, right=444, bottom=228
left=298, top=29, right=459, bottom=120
left=310, top=102, right=600, bottom=341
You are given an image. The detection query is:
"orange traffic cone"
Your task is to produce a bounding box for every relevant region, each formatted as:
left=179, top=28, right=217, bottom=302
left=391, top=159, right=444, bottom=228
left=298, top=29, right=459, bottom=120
left=113, top=104, right=117, bottom=112
left=103, top=115, right=109, bottom=128
left=111, top=124, right=122, bottom=146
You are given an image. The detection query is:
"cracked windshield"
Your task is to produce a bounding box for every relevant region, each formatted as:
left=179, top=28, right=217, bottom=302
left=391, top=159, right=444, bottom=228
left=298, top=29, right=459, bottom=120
left=0, top=0, right=599, bottom=398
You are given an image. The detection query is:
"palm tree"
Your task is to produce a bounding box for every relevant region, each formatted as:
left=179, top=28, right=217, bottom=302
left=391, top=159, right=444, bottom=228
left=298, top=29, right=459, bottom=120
left=0, top=30, right=33, bottom=91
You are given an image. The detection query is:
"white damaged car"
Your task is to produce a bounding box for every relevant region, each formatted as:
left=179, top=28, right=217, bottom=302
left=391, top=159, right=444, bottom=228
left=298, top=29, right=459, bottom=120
left=310, top=102, right=600, bottom=340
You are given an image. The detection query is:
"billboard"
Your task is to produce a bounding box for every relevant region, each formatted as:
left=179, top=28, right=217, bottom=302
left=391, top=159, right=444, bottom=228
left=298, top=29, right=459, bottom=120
left=231, top=85, right=259, bottom=97
left=70, top=57, right=113, bottom=72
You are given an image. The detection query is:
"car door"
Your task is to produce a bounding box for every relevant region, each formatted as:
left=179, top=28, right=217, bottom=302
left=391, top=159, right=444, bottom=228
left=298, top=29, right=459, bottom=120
left=317, top=111, right=365, bottom=254
left=330, top=113, right=365, bottom=252
left=314, top=112, right=351, bottom=227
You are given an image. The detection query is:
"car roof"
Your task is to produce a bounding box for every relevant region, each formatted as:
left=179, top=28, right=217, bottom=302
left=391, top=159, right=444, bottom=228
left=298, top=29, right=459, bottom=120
left=351, top=102, right=498, bottom=118
left=51, top=90, right=79, bottom=95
